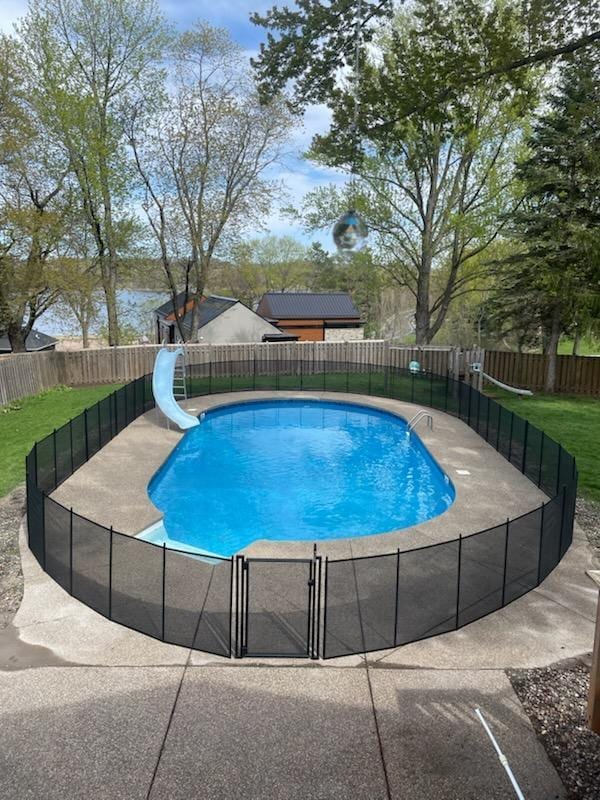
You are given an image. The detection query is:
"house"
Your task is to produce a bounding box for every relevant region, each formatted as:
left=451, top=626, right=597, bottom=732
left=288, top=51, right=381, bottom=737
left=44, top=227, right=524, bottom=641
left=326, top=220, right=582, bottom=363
left=153, top=293, right=286, bottom=344
left=256, top=292, right=364, bottom=342
left=0, top=329, right=58, bottom=354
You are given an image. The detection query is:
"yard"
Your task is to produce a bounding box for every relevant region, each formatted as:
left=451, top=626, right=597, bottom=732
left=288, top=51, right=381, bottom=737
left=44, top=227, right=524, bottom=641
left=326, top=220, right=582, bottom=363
left=0, top=384, right=121, bottom=497
left=485, top=387, right=600, bottom=502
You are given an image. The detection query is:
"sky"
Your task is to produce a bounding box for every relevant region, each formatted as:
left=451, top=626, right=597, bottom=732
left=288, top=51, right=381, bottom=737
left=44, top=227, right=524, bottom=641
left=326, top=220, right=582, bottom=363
left=0, top=0, right=347, bottom=249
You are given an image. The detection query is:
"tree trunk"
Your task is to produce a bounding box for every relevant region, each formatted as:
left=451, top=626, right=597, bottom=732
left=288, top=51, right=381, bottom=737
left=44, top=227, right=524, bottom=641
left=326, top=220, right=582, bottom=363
left=7, top=322, right=27, bottom=353
left=572, top=329, right=581, bottom=356
left=81, top=319, right=90, bottom=349
left=100, top=261, right=119, bottom=346
left=544, top=307, right=561, bottom=393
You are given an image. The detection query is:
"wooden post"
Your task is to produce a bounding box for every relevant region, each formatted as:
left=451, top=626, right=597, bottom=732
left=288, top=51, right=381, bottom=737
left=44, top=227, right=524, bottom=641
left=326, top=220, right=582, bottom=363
left=588, top=570, right=600, bottom=734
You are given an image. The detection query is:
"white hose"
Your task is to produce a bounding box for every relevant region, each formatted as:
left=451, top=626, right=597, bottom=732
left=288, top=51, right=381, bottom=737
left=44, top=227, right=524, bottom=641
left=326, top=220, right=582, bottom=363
left=475, top=708, right=526, bottom=800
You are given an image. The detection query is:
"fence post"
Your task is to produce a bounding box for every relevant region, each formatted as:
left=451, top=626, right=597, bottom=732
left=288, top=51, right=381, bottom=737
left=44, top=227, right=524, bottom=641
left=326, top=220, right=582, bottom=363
left=393, top=548, right=400, bottom=647
left=161, top=543, right=166, bottom=641
left=315, top=554, right=322, bottom=659
left=69, top=507, right=74, bottom=595
left=444, top=373, right=449, bottom=412
left=559, top=485, right=568, bottom=562
left=52, top=429, right=58, bottom=490
left=208, top=359, right=212, bottom=395
left=538, top=432, right=545, bottom=488
left=537, top=502, right=545, bottom=585
left=455, top=535, right=463, bottom=629
left=69, top=420, right=74, bottom=476
left=522, top=420, right=530, bottom=475
left=84, top=409, right=89, bottom=462
left=108, top=527, right=113, bottom=620
left=508, top=412, right=514, bottom=462
left=368, top=361, right=372, bottom=395
left=322, top=557, right=329, bottom=658
left=501, top=518, right=510, bottom=606
left=555, top=447, right=562, bottom=497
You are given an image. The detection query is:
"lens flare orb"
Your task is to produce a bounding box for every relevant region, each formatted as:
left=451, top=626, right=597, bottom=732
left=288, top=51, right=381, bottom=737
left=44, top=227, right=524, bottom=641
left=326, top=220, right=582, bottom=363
left=332, top=209, right=368, bottom=252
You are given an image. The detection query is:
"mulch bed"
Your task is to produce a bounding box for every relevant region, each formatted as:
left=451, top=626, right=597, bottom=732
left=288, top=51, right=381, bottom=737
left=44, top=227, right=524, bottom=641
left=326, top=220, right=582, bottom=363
left=0, top=487, right=25, bottom=630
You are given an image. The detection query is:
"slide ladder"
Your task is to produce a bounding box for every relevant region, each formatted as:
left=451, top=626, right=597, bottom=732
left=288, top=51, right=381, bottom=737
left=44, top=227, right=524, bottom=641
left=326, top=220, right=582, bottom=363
left=152, top=347, right=199, bottom=431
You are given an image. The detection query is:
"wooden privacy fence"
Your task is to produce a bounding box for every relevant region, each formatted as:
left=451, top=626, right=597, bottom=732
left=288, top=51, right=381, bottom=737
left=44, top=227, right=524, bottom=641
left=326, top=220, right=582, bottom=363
left=485, top=351, right=600, bottom=396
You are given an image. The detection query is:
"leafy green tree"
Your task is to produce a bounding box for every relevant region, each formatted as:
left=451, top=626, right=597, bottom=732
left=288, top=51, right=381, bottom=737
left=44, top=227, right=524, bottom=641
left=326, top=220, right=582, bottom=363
left=299, top=1, right=536, bottom=343
left=19, top=0, right=170, bottom=346
left=252, top=0, right=599, bottom=120
left=490, top=54, right=600, bottom=390
left=0, top=33, right=69, bottom=352
left=130, top=24, right=294, bottom=341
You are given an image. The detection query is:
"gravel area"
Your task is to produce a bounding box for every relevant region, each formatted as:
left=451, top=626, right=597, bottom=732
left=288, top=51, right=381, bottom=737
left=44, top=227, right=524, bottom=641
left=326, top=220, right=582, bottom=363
left=508, top=499, right=600, bottom=800
left=0, top=486, right=25, bottom=630
left=577, top=497, right=600, bottom=566
left=509, top=661, right=600, bottom=800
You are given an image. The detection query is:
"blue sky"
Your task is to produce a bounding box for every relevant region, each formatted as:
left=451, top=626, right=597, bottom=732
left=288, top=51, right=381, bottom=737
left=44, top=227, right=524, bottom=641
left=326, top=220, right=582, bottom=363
left=0, top=0, right=346, bottom=249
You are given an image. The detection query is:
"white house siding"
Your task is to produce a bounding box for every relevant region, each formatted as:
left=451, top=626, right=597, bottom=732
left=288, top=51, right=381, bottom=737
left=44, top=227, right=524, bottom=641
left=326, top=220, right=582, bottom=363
left=196, top=302, right=282, bottom=343
left=324, top=327, right=364, bottom=342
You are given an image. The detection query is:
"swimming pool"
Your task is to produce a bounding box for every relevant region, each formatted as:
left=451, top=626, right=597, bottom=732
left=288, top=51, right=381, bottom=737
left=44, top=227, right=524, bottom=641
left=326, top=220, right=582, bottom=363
left=143, top=399, right=455, bottom=557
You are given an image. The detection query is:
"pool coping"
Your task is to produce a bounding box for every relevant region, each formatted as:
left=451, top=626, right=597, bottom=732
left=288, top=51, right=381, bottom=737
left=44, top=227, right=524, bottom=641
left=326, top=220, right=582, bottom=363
left=50, top=391, right=547, bottom=560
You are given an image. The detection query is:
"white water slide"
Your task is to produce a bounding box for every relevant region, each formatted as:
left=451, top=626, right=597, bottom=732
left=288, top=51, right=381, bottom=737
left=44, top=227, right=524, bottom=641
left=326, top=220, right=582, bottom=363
left=152, top=347, right=200, bottom=430
left=471, top=362, right=533, bottom=396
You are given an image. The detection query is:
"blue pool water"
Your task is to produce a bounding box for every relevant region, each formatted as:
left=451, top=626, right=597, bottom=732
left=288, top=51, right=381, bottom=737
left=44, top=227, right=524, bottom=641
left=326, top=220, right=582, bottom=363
left=144, top=399, right=454, bottom=557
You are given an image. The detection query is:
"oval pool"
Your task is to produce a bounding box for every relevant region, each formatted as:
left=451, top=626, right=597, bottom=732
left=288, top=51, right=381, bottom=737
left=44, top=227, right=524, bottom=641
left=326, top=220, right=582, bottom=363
left=145, top=399, right=455, bottom=556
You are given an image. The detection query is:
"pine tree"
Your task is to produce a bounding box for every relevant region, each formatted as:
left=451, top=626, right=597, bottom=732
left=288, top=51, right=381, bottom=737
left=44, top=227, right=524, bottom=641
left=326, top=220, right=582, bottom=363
left=492, top=53, right=600, bottom=390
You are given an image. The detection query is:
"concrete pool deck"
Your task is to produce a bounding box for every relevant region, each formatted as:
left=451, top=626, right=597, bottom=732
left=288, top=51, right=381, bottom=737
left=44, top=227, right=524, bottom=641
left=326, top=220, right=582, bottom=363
left=1, top=516, right=597, bottom=798
left=51, top=391, right=548, bottom=559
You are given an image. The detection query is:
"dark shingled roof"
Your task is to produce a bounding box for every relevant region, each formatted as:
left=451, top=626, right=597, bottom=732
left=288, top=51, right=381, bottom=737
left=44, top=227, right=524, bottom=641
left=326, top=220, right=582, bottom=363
left=256, top=292, right=360, bottom=320
left=0, top=329, right=58, bottom=353
left=154, top=294, right=237, bottom=332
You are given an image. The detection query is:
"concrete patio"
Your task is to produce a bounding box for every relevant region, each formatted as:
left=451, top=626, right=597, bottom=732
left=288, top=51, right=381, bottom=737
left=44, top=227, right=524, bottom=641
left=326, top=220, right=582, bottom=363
left=0, top=511, right=596, bottom=798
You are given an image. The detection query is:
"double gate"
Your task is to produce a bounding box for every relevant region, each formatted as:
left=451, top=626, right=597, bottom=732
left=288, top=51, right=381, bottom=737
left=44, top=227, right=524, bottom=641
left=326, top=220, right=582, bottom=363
left=234, top=554, right=322, bottom=658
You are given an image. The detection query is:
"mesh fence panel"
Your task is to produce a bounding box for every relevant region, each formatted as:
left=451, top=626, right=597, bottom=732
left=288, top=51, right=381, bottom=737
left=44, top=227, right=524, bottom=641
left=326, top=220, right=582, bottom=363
left=44, top=496, right=71, bottom=592
left=539, top=494, right=562, bottom=581
left=458, top=382, right=471, bottom=424
left=110, top=534, right=163, bottom=638
left=26, top=452, right=45, bottom=566
left=540, top=437, right=560, bottom=497
left=351, top=553, right=398, bottom=653
left=115, top=388, right=127, bottom=433
left=85, top=406, right=101, bottom=458
left=36, top=435, right=56, bottom=493
left=396, top=541, right=459, bottom=644
left=497, top=407, right=512, bottom=460
left=486, top=399, right=501, bottom=450
left=477, top=393, right=489, bottom=438
left=444, top=379, right=460, bottom=417
left=509, top=416, right=527, bottom=471
left=504, top=508, right=542, bottom=604
left=524, top=425, right=543, bottom=486
left=323, top=559, right=362, bottom=658
left=98, top=396, right=113, bottom=447
left=458, top=525, right=506, bottom=627
left=245, top=560, right=310, bottom=657
left=71, top=513, right=110, bottom=616
left=558, top=450, right=575, bottom=496
left=71, top=414, right=87, bottom=471
left=164, top=550, right=231, bottom=656
left=54, top=423, right=72, bottom=486
left=561, top=479, right=577, bottom=558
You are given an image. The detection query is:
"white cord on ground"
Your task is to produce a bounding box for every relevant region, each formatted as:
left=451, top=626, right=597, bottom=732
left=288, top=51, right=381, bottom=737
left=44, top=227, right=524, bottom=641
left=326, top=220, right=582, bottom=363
left=475, top=708, right=526, bottom=800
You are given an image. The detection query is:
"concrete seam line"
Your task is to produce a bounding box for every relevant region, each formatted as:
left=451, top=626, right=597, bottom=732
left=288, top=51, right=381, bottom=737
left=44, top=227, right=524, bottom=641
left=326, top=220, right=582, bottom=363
left=145, top=661, right=188, bottom=800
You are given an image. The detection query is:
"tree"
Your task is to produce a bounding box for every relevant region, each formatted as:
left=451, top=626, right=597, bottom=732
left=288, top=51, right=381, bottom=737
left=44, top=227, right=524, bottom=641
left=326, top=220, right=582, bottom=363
left=300, top=1, right=536, bottom=343
left=0, top=33, right=69, bottom=352
left=129, top=24, right=294, bottom=341
left=252, top=0, right=599, bottom=121
left=490, top=54, right=600, bottom=390
left=19, top=0, right=169, bottom=346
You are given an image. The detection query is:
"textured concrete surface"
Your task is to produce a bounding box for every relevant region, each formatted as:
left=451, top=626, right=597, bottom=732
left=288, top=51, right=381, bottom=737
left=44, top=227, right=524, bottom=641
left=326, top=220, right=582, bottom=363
left=51, top=391, right=547, bottom=559
left=370, top=669, right=565, bottom=800
left=0, top=663, right=567, bottom=800
left=0, top=666, right=184, bottom=800
left=148, top=668, right=389, bottom=800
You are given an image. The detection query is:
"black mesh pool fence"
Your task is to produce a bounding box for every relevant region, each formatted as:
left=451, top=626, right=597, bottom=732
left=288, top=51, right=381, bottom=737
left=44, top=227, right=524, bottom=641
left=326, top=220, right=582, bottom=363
left=25, top=361, right=577, bottom=659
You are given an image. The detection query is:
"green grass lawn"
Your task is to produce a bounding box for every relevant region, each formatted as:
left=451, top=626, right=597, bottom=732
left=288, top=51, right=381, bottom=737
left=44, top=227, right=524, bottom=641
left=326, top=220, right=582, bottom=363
left=0, top=384, right=121, bottom=498
left=485, top=387, right=600, bottom=502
